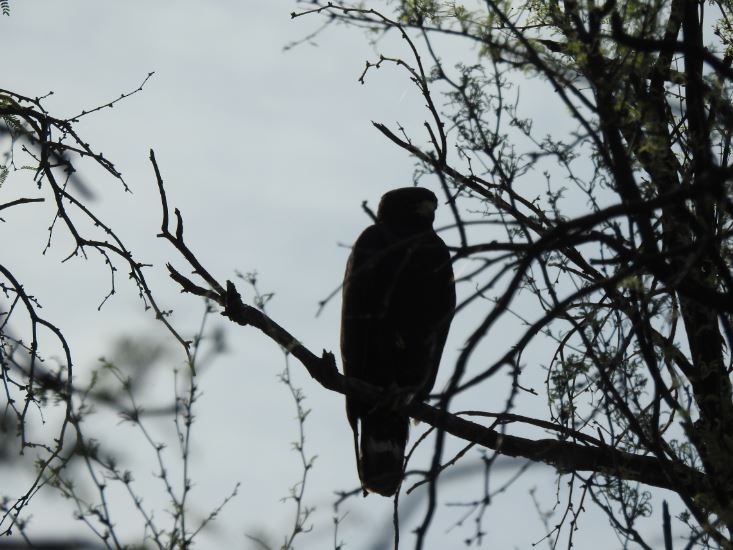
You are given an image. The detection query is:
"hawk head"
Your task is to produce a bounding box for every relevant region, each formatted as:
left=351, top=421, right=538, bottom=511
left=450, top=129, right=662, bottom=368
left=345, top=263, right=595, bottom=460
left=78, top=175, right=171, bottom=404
left=377, top=187, right=438, bottom=233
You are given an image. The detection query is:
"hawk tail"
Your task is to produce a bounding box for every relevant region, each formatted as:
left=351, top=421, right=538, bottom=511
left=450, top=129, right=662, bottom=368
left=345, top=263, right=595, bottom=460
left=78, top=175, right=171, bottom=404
left=359, top=412, right=408, bottom=497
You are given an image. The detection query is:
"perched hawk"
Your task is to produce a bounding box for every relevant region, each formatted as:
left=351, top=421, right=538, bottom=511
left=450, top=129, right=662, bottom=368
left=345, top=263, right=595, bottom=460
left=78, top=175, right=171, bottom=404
left=340, top=187, right=456, bottom=496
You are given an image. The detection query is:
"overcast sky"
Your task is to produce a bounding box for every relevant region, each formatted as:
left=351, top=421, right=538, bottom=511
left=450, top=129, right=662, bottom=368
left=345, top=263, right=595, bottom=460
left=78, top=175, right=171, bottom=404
left=0, top=2, right=677, bottom=549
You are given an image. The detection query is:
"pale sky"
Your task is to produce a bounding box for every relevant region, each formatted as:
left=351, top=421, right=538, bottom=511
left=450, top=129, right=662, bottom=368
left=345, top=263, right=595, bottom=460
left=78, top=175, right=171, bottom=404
left=1, top=2, right=676, bottom=549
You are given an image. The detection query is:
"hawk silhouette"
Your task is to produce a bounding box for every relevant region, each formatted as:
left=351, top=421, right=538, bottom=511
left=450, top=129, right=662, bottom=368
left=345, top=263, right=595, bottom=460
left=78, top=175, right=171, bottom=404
left=341, top=187, right=456, bottom=496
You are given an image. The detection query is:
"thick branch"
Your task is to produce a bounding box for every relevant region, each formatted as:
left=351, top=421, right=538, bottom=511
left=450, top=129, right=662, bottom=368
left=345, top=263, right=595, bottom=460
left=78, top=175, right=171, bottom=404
left=171, top=274, right=707, bottom=497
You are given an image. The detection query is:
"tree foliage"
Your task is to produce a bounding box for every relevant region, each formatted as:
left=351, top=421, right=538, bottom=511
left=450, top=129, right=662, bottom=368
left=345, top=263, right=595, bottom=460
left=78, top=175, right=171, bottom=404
left=2, top=0, right=733, bottom=549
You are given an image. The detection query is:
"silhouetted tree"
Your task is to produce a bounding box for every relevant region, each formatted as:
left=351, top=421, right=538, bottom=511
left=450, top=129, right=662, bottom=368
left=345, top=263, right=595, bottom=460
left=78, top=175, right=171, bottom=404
left=287, top=1, right=733, bottom=547
left=3, top=1, right=733, bottom=548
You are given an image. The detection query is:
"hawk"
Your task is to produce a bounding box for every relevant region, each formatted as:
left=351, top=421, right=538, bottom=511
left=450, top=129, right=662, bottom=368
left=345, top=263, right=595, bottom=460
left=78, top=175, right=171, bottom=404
left=340, top=187, right=456, bottom=496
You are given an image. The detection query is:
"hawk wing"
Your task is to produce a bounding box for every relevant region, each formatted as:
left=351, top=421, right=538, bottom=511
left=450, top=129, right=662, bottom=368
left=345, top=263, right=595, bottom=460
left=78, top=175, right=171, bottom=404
left=340, top=224, right=388, bottom=431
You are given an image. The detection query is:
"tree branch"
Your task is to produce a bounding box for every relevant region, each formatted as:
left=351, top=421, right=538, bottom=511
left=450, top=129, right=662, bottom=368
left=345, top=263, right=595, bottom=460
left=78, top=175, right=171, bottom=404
left=160, top=223, right=708, bottom=497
